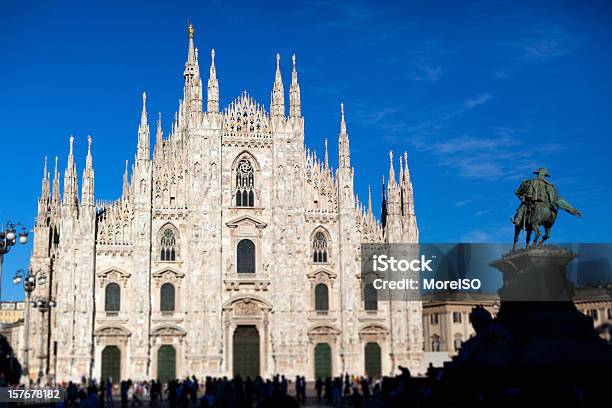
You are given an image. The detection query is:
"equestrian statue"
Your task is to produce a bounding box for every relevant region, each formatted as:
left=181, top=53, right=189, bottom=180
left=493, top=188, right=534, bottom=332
left=512, top=168, right=581, bottom=250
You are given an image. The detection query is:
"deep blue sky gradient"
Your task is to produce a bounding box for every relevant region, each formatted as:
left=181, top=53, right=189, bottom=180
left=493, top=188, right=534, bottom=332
left=1, top=0, right=611, bottom=300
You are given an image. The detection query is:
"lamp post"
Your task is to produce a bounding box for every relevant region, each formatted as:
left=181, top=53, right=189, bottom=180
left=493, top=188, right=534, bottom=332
left=13, top=268, right=47, bottom=384
left=0, top=222, right=29, bottom=301
left=31, top=295, right=55, bottom=384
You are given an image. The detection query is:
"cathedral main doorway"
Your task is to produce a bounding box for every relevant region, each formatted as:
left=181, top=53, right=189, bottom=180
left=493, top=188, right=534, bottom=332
left=233, top=325, right=260, bottom=378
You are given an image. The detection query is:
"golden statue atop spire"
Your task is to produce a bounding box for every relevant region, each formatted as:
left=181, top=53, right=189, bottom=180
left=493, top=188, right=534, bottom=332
left=188, top=22, right=195, bottom=39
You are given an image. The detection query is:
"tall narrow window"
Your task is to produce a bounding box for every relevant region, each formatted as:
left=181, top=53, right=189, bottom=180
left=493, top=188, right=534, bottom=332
left=160, top=227, right=177, bottom=261
left=105, top=283, right=121, bottom=312
left=235, top=159, right=255, bottom=207
left=364, top=283, right=377, bottom=311
left=312, top=231, right=328, bottom=263
left=160, top=283, right=175, bottom=312
left=237, top=239, right=256, bottom=273
left=315, top=283, right=329, bottom=311
left=431, top=335, right=441, bottom=351
left=453, top=335, right=463, bottom=351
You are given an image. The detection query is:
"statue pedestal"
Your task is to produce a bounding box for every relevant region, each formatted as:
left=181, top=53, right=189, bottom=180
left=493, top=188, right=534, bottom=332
left=488, top=246, right=610, bottom=365
left=437, top=246, right=612, bottom=406
left=488, top=246, right=594, bottom=343
left=492, top=246, right=576, bottom=302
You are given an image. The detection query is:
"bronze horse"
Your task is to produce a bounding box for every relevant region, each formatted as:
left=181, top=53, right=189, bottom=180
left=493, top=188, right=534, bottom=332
left=512, top=169, right=581, bottom=251
left=513, top=201, right=557, bottom=250
left=513, top=198, right=582, bottom=250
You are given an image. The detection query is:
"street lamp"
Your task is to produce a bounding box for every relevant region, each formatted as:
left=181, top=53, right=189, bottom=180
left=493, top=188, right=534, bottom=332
left=30, top=295, right=56, bottom=384
left=13, top=267, right=46, bottom=384
left=0, top=221, right=29, bottom=301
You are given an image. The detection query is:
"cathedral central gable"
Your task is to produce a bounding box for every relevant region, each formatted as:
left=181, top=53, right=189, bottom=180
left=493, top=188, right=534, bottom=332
left=222, top=91, right=271, bottom=139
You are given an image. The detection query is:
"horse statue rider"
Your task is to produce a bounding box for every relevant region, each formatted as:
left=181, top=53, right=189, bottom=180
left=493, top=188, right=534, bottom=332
left=512, top=167, right=581, bottom=250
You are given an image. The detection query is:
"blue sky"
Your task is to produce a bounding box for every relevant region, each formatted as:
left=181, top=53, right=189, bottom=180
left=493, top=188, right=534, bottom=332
left=1, top=0, right=611, bottom=300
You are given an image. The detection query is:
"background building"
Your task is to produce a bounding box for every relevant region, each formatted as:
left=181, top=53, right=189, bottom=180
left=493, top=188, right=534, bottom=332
left=422, top=287, right=612, bottom=365
left=27, top=25, right=423, bottom=383
left=573, top=285, right=612, bottom=342
left=0, top=319, right=25, bottom=366
left=0, top=301, right=25, bottom=325
left=422, top=292, right=498, bottom=359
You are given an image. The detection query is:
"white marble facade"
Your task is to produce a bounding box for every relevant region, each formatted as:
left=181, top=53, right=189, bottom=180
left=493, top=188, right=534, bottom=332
left=29, top=25, right=423, bottom=383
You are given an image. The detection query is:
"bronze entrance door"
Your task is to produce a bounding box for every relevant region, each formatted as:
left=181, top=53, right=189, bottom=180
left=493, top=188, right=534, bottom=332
left=157, top=345, right=177, bottom=382
left=101, top=346, right=121, bottom=383
left=364, top=342, right=382, bottom=378
left=314, top=343, right=332, bottom=379
left=233, top=325, right=260, bottom=378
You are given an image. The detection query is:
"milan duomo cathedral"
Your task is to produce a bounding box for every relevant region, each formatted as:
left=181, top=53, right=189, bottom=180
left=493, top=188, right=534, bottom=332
left=28, top=25, right=423, bottom=383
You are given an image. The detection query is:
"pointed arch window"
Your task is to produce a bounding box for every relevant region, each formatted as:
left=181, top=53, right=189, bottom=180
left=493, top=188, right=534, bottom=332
left=159, top=227, right=178, bottom=261
left=312, top=231, right=328, bottom=263
left=235, top=159, right=255, bottom=207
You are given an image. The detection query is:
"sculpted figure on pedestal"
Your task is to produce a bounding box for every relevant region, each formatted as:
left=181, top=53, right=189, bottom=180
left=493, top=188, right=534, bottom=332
left=512, top=168, right=581, bottom=250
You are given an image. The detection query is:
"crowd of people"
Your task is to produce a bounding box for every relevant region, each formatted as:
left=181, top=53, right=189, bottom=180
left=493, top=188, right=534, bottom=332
left=52, top=366, right=429, bottom=407
left=0, top=364, right=444, bottom=407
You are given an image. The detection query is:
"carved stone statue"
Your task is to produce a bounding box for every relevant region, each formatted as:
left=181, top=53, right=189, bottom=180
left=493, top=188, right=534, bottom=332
left=512, top=168, right=581, bottom=250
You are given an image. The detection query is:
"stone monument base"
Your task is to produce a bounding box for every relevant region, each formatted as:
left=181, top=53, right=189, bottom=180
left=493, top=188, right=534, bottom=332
left=435, top=246, right=612, bottom=406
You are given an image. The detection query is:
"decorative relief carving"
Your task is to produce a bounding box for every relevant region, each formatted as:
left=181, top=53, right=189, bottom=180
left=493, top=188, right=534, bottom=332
left=307, top=324, right=341, bottom=343
left=307, top=269, right=337, bottom=288
left=233, top=299, right=261, bottom=317
left=151, top=325, right=187, bottom=344
left=358, top=324, right=390, bottom=342
left=152, top=268, right=185, bottom=288
left=96, top=268, right=131, bottom=288
left=94, top=325, right=131, bottom=345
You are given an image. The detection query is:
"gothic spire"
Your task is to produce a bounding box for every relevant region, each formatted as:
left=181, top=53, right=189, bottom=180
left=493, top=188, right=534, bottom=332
left=62, top=135, right=79, bottom=207
left=388, top=150, right=396, bottom=186
left=51, top=156, right=61, bottom=207
left=81, top=135, right=95, bottom=207
left=270, top=53, right=285, bottom=117
left=184, top=23, right=198, bottom=75
left=156, top=112, right=163, bottom=148
left=387, top=151, right=401, bottom=218
left=381, top=175, right=388, bottom=229
left=207, top=48, right=219, bottom=113
left=183, top=23, right=202, bottom=113
left=140, top=92, right=147, bottom=126
left=402, top=151, right=415, bottom=215
left=137, top=92, right=150, bottom=161
left=338, top=103, right=351, bottom=168
left=122, top=159, right=129, bottom=198
left=403, top=151, right=411, bottom=182
left=324, top=138, right=329, bottom=169
left=399, top=154, right=405, bottom=216
left=36, top=157, right=51, bottom=226
left=289, top=54, right=301, bottom=118
left=41, top=156, right=50, bottom=200
left=368, top=184, right=373, bottom=217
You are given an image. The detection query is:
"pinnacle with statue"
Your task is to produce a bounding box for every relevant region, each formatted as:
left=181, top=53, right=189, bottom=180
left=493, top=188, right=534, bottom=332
left=511, top=167, right=581, bottom=250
